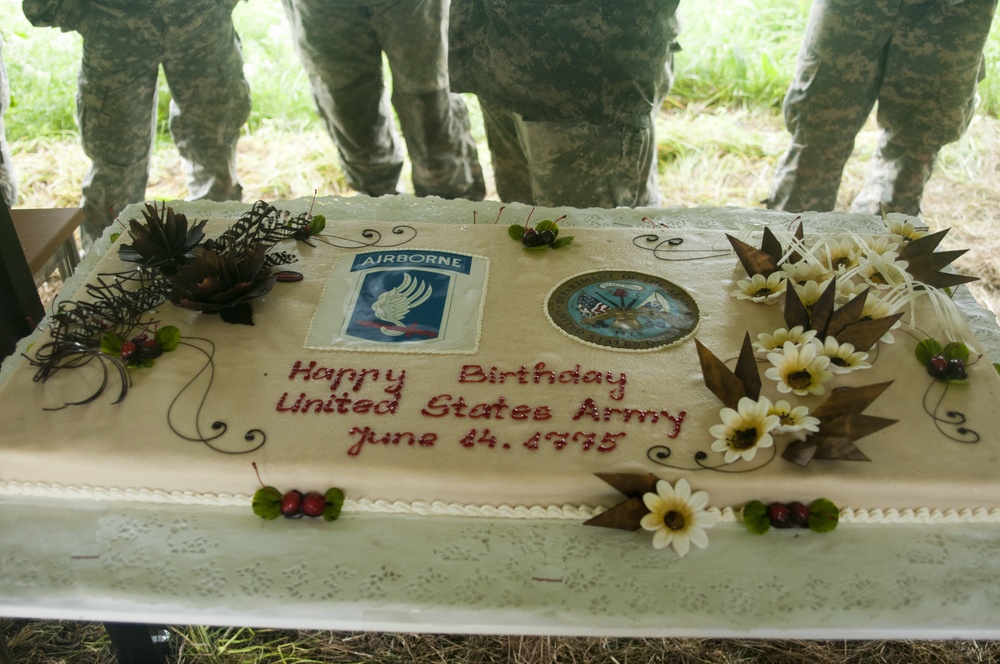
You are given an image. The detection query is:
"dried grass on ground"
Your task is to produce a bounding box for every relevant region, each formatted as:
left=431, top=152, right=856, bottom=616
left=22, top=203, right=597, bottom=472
left=5, top=108, right=1000, bottom=662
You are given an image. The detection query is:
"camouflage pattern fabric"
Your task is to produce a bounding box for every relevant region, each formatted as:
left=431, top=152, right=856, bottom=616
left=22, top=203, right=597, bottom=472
left=23, top=0, right=251, bottom=243
left=768, top=0, right=997, bottom=216
left=449, top=0, right=679, bottom=208
left=0, top=36, right=17, bottom=207
left=281, top=0, right=485, bottom=200
left=480, top=101, right=660, bottom=208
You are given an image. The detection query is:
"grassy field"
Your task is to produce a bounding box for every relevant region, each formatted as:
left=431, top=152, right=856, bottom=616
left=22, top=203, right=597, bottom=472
left=3, top=1, right=1000, bottom=662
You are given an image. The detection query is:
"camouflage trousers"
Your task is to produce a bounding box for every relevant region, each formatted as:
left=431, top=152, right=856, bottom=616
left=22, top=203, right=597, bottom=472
left=282, top=0, right=484, bottom=200
left=0, top=38, right=16, bottom=207
left=480, top=101, right=660, bottom=209
left=75, top=0, right=251, bottom=243
left=768, top=0, right=997, bottom=216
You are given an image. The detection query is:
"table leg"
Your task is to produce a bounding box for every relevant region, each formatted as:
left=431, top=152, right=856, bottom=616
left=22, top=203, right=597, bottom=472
left=103, top=622, right=170, bottom=664
left=0, top=632, right=12, bottom=664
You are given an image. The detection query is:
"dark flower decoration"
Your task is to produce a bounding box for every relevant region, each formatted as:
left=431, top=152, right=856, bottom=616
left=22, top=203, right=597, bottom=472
left=118, top=202, right=208, bottom=275
left=168, top=244, right=278, bottom=325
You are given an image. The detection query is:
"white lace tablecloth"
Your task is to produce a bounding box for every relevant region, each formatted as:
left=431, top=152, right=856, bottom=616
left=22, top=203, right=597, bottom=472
left=3, top=497, right=1000, bottom=637
left=3, top=197, right=999, bottom=637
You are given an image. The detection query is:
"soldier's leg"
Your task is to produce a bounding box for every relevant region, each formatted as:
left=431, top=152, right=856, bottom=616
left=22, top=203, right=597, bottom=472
left=76, top=7, right=161, bottom=244
left=851, top=0, right=997, bottom=216
left=767, top=0, right=889, bottom=212
left=518, top=115, right=657, bottom=209
left=282, top=0, right=403, bottom=196
left=478, top=101, right=533, bottom=205
left=376, top=0, right=485, bottom=200
left=162, top=0, right=250, bottom=202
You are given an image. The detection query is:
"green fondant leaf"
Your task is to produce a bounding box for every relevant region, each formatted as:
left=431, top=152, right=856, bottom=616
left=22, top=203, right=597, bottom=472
left=807, top=498, right=839, bottom=533
left=252, top=486, right=283, bottom=520
left=323, top=487, right=345, bottom=522
left=915, top=338, right=943, bottom=365
left=309, top=214, right=326, bottom=235
left=552, top=236, right=574, bottom=249
left=100, top=333, right=123, bottom=356
left=535, top=219, right=557, bottom=233
left=942, top=342, right=970, bottom=363
left=742, top=500, right=770, bottom=535
left=155, top=325, right=182, bottom=352
left=524, top=245, right=548, bottom=252
left=508, top=224, right=526, bottom=241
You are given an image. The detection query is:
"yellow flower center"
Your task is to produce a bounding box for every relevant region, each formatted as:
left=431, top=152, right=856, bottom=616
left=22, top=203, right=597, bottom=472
left=831, top=356, right=849, bottom=368
left=787, top=369, right=813, bottom=390
left=753, top=287, right=772, bottom=297
left=833, top=256, right=852, bottom=270
left=731, top=427, right=759, bottom=450
left=663, top=510, right=686, bottom=531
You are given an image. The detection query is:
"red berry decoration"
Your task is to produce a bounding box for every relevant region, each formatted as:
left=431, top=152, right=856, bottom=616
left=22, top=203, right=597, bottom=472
left=926, top=355, right=949, bottom=379
left=251, top=463, right=345, bottom=522
left=787, top=501, right=810, bottom=528
left=743, top=499, right=839, bottom=535
left=767, top=502, right=792, bottom=529
left=120, top=341, right=138, bottom=360
left=301, top=492, right=327, bottom=517
left=280, top=489, right=304, bottom=518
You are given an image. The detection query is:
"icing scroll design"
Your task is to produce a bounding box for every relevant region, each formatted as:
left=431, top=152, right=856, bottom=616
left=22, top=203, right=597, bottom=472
left=631, top=233, right=731, bottom=262
left=313, top=224, right=418, bottom=249
left=646, top=444, right=777, bottom=473
left=922, top=382, right=980, bottom=444
left=167, top=337, right=266, bottom=454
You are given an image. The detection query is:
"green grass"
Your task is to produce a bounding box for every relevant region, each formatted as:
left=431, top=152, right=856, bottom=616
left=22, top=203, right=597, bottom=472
left=3, top=0, right=998, bottom=143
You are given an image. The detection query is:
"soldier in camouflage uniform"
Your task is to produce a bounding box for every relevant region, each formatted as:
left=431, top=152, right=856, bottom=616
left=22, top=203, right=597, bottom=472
left=281, top=0, right=485, bottom=200
left=449, top=0, right=680, bottom=208
left=768, top=0, right=997, bottom=216
left=22, top=0, right=252, bottom=243
left=0, top=35, right=17, bottom=207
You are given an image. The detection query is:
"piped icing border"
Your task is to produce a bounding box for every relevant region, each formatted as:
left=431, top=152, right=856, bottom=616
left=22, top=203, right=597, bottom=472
left=3, top=481, right=1000, bottom=524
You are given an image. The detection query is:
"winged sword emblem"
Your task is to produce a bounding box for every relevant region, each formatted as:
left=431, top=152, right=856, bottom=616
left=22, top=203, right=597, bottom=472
left=371, top=273, right=433, bottom=336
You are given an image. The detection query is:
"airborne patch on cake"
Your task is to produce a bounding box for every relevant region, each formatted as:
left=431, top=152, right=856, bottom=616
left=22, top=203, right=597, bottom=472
left=306, top=249, right=489, bottom=353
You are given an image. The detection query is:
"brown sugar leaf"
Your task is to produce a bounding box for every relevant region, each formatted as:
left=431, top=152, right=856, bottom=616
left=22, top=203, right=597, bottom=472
left=811, top=381, right=894, bottom=421
left=835, top=313, right=904, bottom=351
left=696, top=338, right=746, bottom=409
left=727, top=234, right=780, bottom=278
left=584, top=496, right=648, bottom=531
left=826, top=286, right=870, bottom=339
left=783, top=281, right=810, bottom=329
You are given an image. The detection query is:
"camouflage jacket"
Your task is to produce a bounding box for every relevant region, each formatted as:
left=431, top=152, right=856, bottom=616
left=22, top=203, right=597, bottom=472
left=22, top=0, right=88, bottom=31
left=450, top=0, right=680, bottom=126
left=22, top=0, right=243, bottom=32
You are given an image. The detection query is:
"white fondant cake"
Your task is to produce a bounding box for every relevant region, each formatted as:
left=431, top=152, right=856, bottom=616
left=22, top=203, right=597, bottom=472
left=2, top=196, right=1000, bottom=532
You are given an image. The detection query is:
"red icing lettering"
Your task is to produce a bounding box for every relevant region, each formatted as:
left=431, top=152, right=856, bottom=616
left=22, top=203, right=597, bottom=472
left=347, top=426, right=436, bottom=457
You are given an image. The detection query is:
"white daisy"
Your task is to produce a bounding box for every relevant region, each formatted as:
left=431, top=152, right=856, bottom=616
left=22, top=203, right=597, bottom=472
left=709, top=396, right=781, bottom=463
left=753, top=325, right=818, bottom=355
left=765, top=340, right=834, bottom=396
left=781, top=260, right=833, bottom=286
left=792, top=279, right=832, bottom=310
left=769, top=399, right=821, bottom=441
left=640, top=479, right=717, bottom=557
left=885, top=218, right=927, bottom=244
left=834, top=279, right=869, bottom=306
left=857, top=249, right=909, bottom=289
left=731, top=272, right=787, bottom=304
left=812, top=336, right=872, bottom=373
left=814, top=237, right=860, bottom=274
